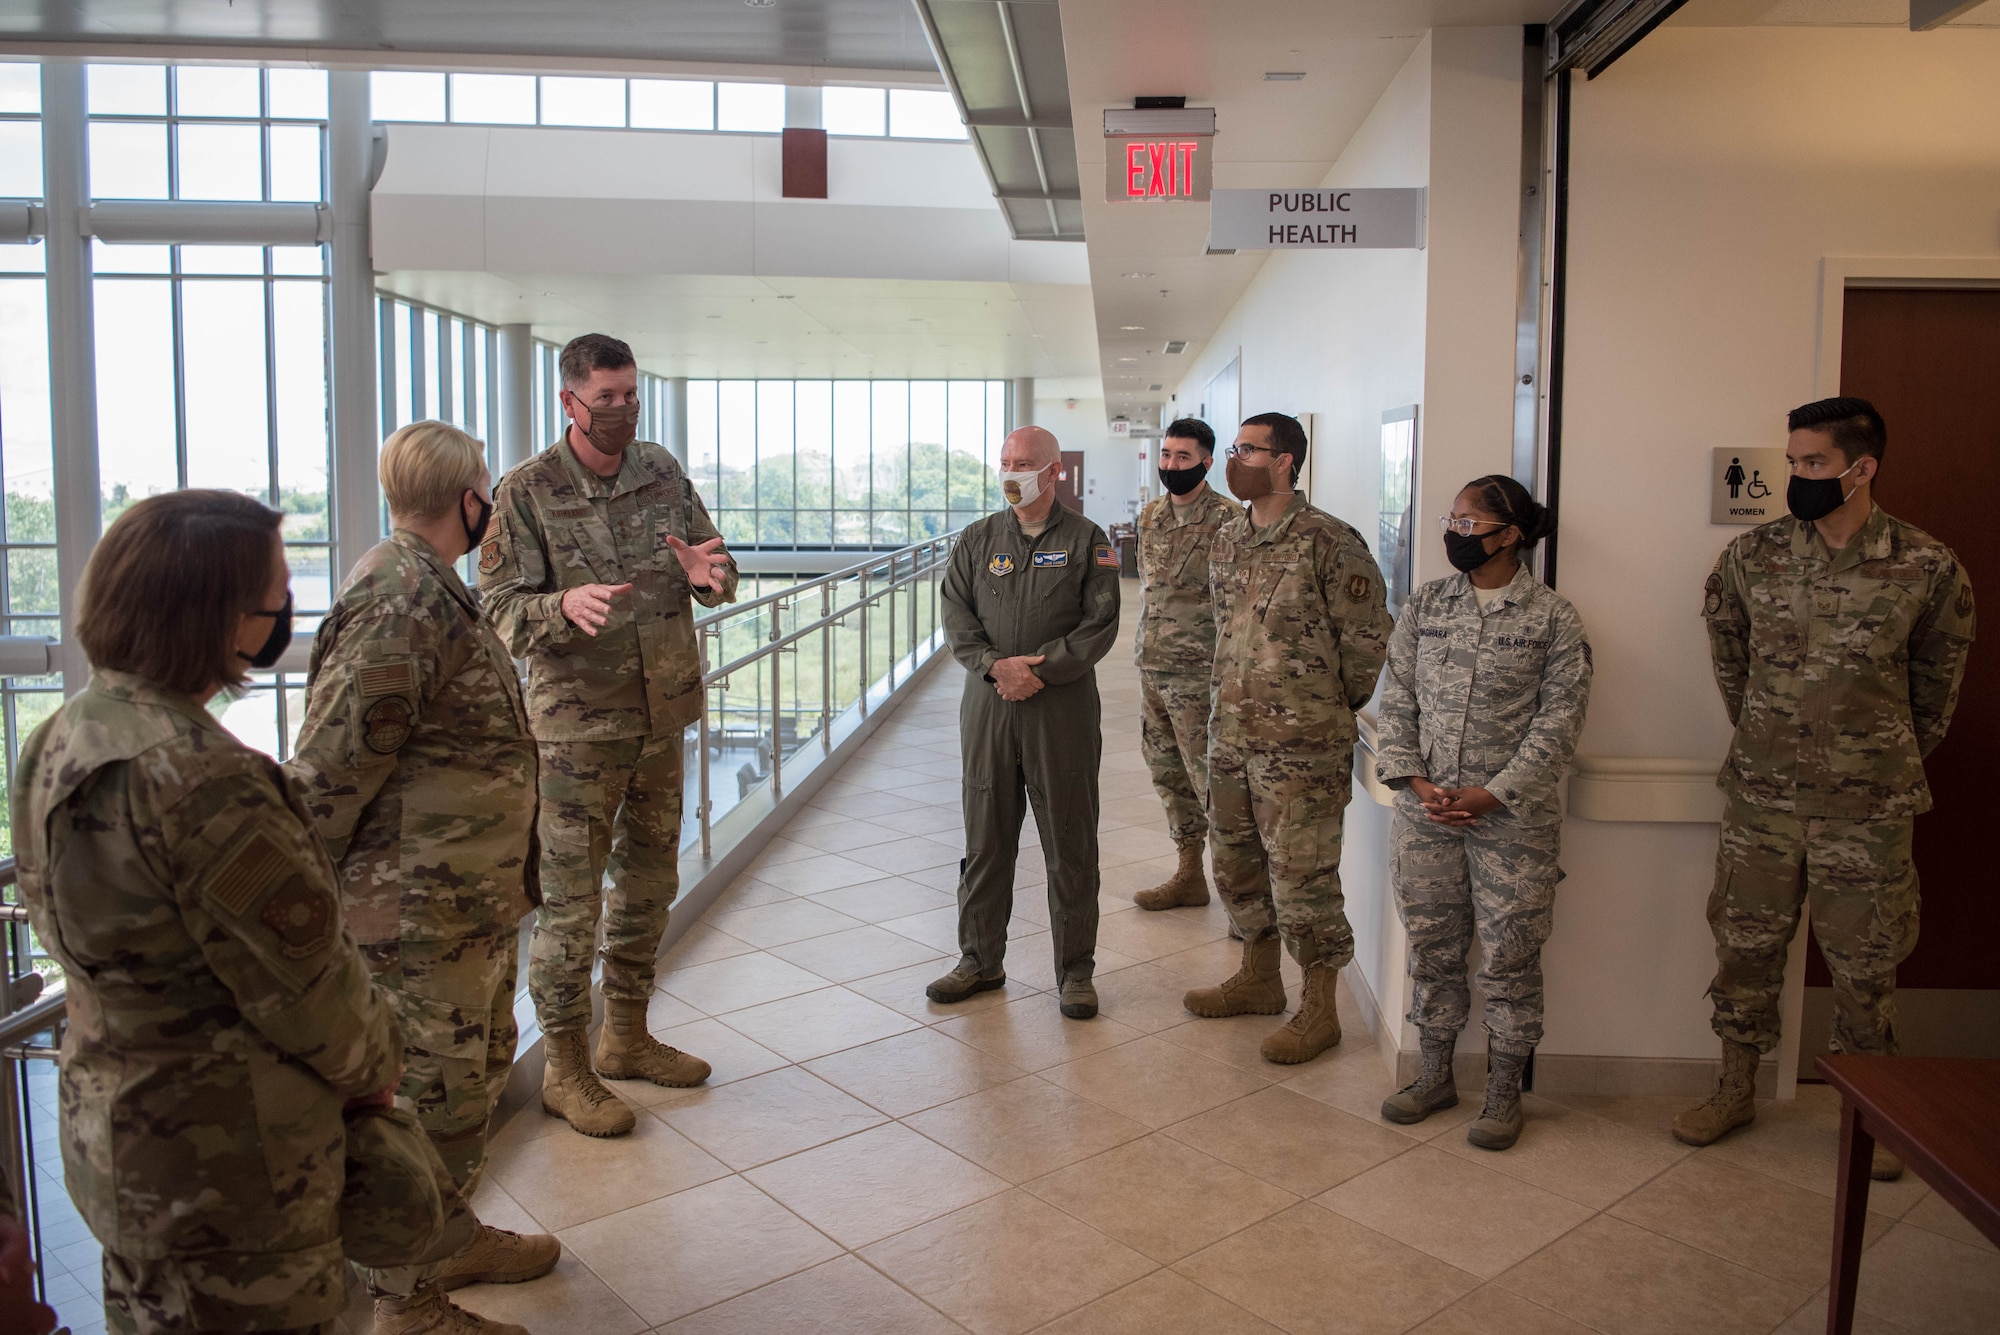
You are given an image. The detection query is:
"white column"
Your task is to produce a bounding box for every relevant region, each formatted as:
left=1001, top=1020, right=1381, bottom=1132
left=663, top=376, right=689, bottom=465
left=1010, top=377, right=1034, bottom=430
left=496, top=322, right=535, bottom=472
left=41, top=62, right=99, bottom=698
left=328, top=71, right=380, bottom=583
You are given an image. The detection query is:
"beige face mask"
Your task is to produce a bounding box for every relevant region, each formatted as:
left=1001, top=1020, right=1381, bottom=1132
left=1225, top=453, right=1276, bottom=501
left=573, top=398, right=641, bottom=454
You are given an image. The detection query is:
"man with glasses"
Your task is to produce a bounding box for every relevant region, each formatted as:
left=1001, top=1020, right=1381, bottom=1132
left=1182, top=412, right=1392, bottom=1065
left=1678, top=398, right=1974, bottom=1169
left=1131, top=417, right=1236, bottom=913
left=932, top=424, right=1123, bottom=1020
left=481, top=333, right=739, bottom=1139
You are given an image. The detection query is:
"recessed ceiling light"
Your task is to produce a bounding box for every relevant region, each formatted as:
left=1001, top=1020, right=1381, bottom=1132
left=1118, top=325, right=1145, bottom=331
left=1264, top=71, right=1305, bottom=81
left=1121, top=271, right=1154, bottom=279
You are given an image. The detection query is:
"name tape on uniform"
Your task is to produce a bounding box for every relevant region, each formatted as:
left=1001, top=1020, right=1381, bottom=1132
left=1033, top=551, right=1069, bottom=567
left=1209, top=188, right=1426, bottom=251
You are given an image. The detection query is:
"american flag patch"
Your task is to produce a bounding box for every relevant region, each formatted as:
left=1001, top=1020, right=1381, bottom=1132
left=1095, top=545, right=1120, bottom=569
left=206, top=832, right=289, bottom=917
left=356, top=661, right=416, bottom=699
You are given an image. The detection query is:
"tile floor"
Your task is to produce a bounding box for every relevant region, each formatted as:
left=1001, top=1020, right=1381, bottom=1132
left=30, top=613, right=2000, bottom=1335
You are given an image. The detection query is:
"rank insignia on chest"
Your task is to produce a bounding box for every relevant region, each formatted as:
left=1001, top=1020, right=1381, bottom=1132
left=1096, top=545, right=1120, bottom=568
left=989, top=554, right=1015, bottom=576
left=1033, top=550, right=1069, bottom=568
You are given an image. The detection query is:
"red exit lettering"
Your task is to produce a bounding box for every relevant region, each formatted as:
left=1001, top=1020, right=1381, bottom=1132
left=1124, top=141, right=1199, bottom=199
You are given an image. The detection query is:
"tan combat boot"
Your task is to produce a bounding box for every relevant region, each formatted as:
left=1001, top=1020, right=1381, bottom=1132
left=1261, top=960, right=1342, bottom=1064
left=1465, top=1047, right=1530, bottom=1150
left=373, top=1287, right=528, bottom=1335
left=595, top=997, right=712, bottom=1087
left=1671, top=1039, right=1759, bottom=1146
left=1183, top=932, right=1287, bottom=1018
left=1382, top=1028, right=1459, bottom=1124
left=541, top=1025, right=636, bottom=1138
left=1135, top=841, right=1210, bottom=910
left=429, top=1222, right=561, bottom=1292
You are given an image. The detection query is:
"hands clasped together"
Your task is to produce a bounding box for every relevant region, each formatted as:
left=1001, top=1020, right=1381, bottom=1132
left=1408, top=776, right=1502, bottom=827
left=990, top=653, right=1047, bottom=703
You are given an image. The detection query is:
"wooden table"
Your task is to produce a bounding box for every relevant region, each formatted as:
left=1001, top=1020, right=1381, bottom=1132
left=1813, top=1055, right=2000, bottom=1334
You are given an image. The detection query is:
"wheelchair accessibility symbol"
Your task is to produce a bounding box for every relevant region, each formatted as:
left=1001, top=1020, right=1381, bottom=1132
left=1713, top=447, right=1787, bottom=525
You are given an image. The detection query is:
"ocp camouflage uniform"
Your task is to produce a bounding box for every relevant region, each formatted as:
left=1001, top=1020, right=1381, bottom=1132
left=287, top=531, right=538, bottom=1294
left=1133, top=488, right=1237, bottom=847
left=1702, top=506, right=1974, bottom=1054
left=480, top=439, right=737, bottom=1032
left=1208, top=493, right=1392, bottom=965
left=12, top=671, right=403, bottom=1333
left=1375, top=566, right=1593, bottom=1051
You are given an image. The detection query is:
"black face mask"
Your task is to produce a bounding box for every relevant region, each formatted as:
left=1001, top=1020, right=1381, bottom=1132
left=1158, top=460, right=1209, bottom=497
left=463, top=491, right=493, bottom=549
left=1443, top=531, right=1499, bottom=573
left=239, top=592, right=293, bottom=669
left=1786, top=462, right=1859, bottom=523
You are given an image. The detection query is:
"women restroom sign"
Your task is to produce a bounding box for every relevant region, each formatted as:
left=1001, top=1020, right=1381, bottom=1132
left=1712, top=447, right=1788, bottom=524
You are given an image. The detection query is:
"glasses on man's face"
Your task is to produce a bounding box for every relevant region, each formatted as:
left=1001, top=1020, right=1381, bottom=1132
left=1228, top=442, right=1274, bottom=460
left=1437, top=515, right=1506, bottom=537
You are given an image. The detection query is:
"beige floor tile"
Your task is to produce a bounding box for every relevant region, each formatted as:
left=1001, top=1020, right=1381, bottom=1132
left=784, top=814, right=913, bottom=855
left=1404, top=1286, right=1599, bottom=1335
left=811, top=787, right=931, bottom=821
left=1098, top=792, right=1175, bottom=831
left=883, top=905, right=981, bottom=954
left=659, top=923, right=758, bottom=971
left=877, top=803, right=967, bottom=839
left=1031, top=1269, right=1281, bottom=1334
left=745, top=836, right=820, bottom=870
left=934, top=994, right=1146, bottom=1073
left=1092, top=905, right=1228, bottom=967
left=484, top=1108, right=730, bottom=1232
left=1041, top=1035, right=1268, bottom=1129
left=1699, top=1088, right=1929, bottom=1215
left=1282, top=1043, right=1480, bottom=1141
left=706, top=896, right=867, bottom=948
left=1174, top=1201, right=1478, bottom=1335
left=1903, top=1188, right=1999, bottom=1253
left=1096, top=824, right=1183, bottom=868
left=906, top=1075, right=1150, bottom=1182
left=660, top=952, right=830, bottom=1015
left=1165, top=1083, right=1419, bottom=1197
left=1026, top=1134, right=1295, bottom=1263
left=1845, top=1222, right=2000, bottom=1335
left=1433, top=1091, right=1690, bottom=1209
left=1155, top=1014, right=1302, bottom=1078
left=768, top=924, right=950, bottom=984
left=804, top=1026, right=1027, bottom=1117
left=903, top=860, right=967, bottom=892
left=847, top=958, right=1044, bottom=1024
left=719, top=985, right=921, bottom=1062
left=606, top=1016, right=788, bottom=1106
left=808, top=877, right=956, bottom=924
left=748, top=852, right=894, bottom=896
left=1608, top=1152, right=1897, bottom=1289
left=451, top=1253, right=649, bottom=1335
left=996, top=934, right=1145, bottom=991
left=660, top=1255, right=961, bottom=1334
left=627, top=986, right=706, bottom=1034
left=860, top=1189, right=1156, bottom=1335
left=1318, top=1144, right=1594, bottom=1280
left=1772, top=1290, right=1921, bottom=1334
left=1494, top=1213, right=1807, bottom=1335
left=558, top=1176, right=841, bottom=1328
left=746, top=1121, right=1008, bottom=1248
left=843, top=835, right=965, bottom=875
left=656, top=1066, right=887, bottom=1169
left=705, top=874, right=797, bottom=912
left=1089, top=963, right=1232, bottom=1036
left=464, top=1178, right=540, bottom=1235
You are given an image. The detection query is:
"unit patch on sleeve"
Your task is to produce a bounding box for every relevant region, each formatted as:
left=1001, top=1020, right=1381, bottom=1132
left=1095, top=545, right=1120, bottom=569
left=478, top=538, right=503, bottom=574
left=1032, top=550, right=1069, bottom=568
left=1345, top=574, right=1372, bottom=603
left=362, top=696, right=415, bottom=754
left=989, top=553, right=1016, bottom=577
left=259, top=874, right=335, bottom=958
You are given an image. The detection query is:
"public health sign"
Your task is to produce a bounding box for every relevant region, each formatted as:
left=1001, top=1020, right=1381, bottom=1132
left=1209, top=188, right=1427, bottom=250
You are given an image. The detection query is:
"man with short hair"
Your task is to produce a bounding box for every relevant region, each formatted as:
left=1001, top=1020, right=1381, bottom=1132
left=1677, top=398, right=1974, bottom=1169
left=933, top=425, right=1122, bottom=1019
left=481, top=333, right=738, bottom=1138
left=1183, top=412, right=1392, bottom=1065
left=1132, top=416, right=1236, bottom=911
left=291, top=420, right=557, bottom=1335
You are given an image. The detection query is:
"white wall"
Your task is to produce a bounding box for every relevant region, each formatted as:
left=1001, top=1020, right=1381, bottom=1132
left=1032, top=393, right=1140, bottom=534
left=1549, top=24, right=2000, bottom=1060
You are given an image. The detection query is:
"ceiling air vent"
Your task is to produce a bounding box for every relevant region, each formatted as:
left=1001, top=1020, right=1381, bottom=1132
left=1162, top=340, right=1188, bottom=355
left=1149, top=383, right=1163, bottom=392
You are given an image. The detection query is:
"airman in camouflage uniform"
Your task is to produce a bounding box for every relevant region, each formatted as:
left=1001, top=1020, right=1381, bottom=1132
left=291, top=422, right=560, bottom=1331
left=481, top=334, right=737, bottom=1138
left=14, top=670, right=403, bottom=1334
left=1185, top=414, right=1392, bottom=1067
left=1132, top=418, right=1237, bottom=912
left=1677, top=398, right=1974, bottom=1163
left=1374, top=475, right=1590, bottom=1149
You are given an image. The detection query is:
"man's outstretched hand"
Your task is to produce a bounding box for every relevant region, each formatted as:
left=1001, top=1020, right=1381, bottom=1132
left=665, top=535, right=730, bottom=591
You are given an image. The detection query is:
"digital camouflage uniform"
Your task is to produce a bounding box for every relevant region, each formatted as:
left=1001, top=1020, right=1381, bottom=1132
left=941, top=504, right=1123, bottom=984
left=480, top=439, right=737, bottom=1032
left=11, top=671, right=403, bottom=1333
left=1208, top=493, right=1393, bottom=965
left=288, top=531, right=538, bottom=1295
left=1133, top=487, right=1238, bottom=848
left=1375, top=566, right=1593, bottom=1051
left=1703, top=506, right=1974, bottom=1055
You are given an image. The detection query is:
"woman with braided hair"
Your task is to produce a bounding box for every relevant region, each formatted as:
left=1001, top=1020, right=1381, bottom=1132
left=1371, top=474, right=1594, bottom=1150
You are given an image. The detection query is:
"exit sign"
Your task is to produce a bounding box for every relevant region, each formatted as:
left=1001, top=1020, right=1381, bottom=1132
left=1106, top=138, right=1212, bottom=202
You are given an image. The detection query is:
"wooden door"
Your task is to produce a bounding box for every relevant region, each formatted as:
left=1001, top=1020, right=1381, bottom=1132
left=1056, top=450, right=1085, bottom=512
left=1818, top=288, right=1997, bottom=1007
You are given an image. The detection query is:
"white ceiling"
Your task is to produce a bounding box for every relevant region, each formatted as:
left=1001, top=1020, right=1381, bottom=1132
left=377, top=269, right=1101, bottom=382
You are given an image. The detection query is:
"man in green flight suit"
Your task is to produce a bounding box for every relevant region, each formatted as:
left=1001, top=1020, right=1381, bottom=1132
left=1677, top=398, right=1974, bottom=1175
left=932, top=425, right=1123, bottom=1020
